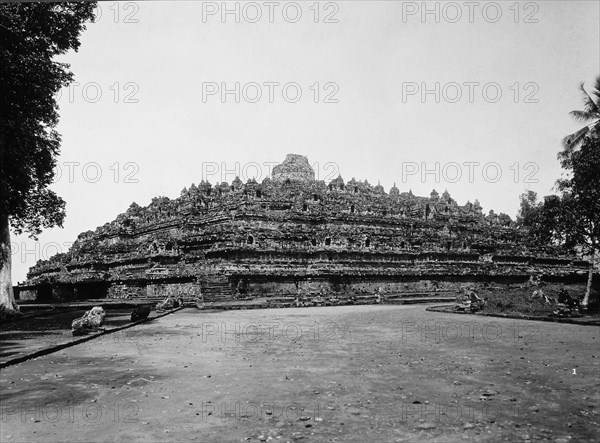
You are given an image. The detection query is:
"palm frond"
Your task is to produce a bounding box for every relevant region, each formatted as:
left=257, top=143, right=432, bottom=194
left=561, top=125, right=589, bottom=150
left=559, top=138, right=575, bottom=162
left=579, top=82, right=600, bottom=114
left=592, top=75, right=600, bottom=102
left=569, top=110, right=596, bottom=124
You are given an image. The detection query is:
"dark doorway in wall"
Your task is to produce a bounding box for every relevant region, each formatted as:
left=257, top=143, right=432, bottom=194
left=75, top=282, right=108, bottom=300
left=37, top=284, right=52, bottom=302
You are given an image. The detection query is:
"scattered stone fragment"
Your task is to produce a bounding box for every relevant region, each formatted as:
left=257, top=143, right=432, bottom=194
left=131, top=305, right=151, bottom=322
left=71, top=306, right=106, bottom=336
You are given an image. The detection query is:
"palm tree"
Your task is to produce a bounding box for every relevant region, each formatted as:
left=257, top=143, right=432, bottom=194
left=560, top=77, right=600, bottom=166
left=560, top=76, right=600, bottom=310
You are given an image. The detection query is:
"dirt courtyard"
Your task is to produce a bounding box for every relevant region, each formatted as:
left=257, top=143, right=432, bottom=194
left=1, top=304, right=598, bottom=442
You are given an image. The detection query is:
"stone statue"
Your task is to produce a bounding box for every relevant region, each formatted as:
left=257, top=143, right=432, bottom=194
left=236, top=279, right=247, bottom=297
left=156, top=296, right=176, bottom=311
left=468, top=289, right=485, bottom=313
left=530, top=289, right=552, bottom=305
left=553, top=287, right=580, bottom=317
left=454, top=286, right=484, bottom=313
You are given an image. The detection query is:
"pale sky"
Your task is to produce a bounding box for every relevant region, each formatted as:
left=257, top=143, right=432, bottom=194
left=11, top=0, right=600, bottom=282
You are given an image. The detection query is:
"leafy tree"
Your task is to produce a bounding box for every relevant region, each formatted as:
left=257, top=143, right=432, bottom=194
left=559, top=77, right=600, bottom=308
left=0, top=3, right=96, bottom=316
left=519, top=136, right=599, bottom=308
left=516, top=191, right=564, bottom=246
left=516, top=191, right=539, bottom=228
left=557, top=137, right=600, bottom=307
left=521, top=78, right=600, bottom=308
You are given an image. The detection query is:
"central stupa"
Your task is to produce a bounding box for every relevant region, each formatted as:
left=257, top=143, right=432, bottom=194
left=272, top=154, right=315, bottom=182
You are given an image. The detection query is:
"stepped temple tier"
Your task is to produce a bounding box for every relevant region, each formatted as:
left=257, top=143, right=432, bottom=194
left=19, top=154, right=590, bottom=306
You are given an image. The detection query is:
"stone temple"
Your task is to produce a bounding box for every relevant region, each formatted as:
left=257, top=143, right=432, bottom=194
left=18, top=154, right=589, bottom=306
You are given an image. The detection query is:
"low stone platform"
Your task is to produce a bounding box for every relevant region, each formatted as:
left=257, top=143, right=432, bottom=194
left=15, top=299, right=156, bottom=316
left=196, top=293, right=456, bottom=310
left=427, top=305, right=600, bottom=326
left=0, top=306, right=180, bottom=368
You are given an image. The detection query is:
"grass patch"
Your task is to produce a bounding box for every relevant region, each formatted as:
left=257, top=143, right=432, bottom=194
left=479, top=283, right=600, bottom=317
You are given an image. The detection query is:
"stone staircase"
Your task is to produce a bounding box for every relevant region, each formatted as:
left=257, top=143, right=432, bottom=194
left=200, top=278, right=233, bottom=303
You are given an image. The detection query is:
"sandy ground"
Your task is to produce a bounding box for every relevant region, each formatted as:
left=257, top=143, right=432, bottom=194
left=0, top=304, right=599, bottom=442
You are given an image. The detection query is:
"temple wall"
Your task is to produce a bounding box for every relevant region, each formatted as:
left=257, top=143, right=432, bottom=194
left=145, top=282, right=202, bottom=299
left=242, top=275, right=554, bottom=298
left=107, top=281, right=202, bottom=299
left=108, top=283, right=146, bottom=299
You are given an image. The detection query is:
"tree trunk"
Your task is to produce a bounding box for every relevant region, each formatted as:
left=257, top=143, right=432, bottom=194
left=581, top=251, right=596, bottom=309
left=0, top=211, right=19, bottom=313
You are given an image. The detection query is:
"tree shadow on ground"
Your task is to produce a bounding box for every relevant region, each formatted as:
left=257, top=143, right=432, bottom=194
left=0, top=354, right=164, bottom=406
left=0, top=310, right=134, bottom=360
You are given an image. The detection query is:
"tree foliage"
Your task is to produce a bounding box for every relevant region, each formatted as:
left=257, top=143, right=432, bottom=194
left=519, top=136, right=599, bottom=253
left=519, top=88, right=600, bottom=307
left=517, top=191, right=568, bottom=248
left=0, top=3, right=96, bottom=314
left=557, top=136, right=600, bottom=250
left=0, top=2, right=96, bottom=239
